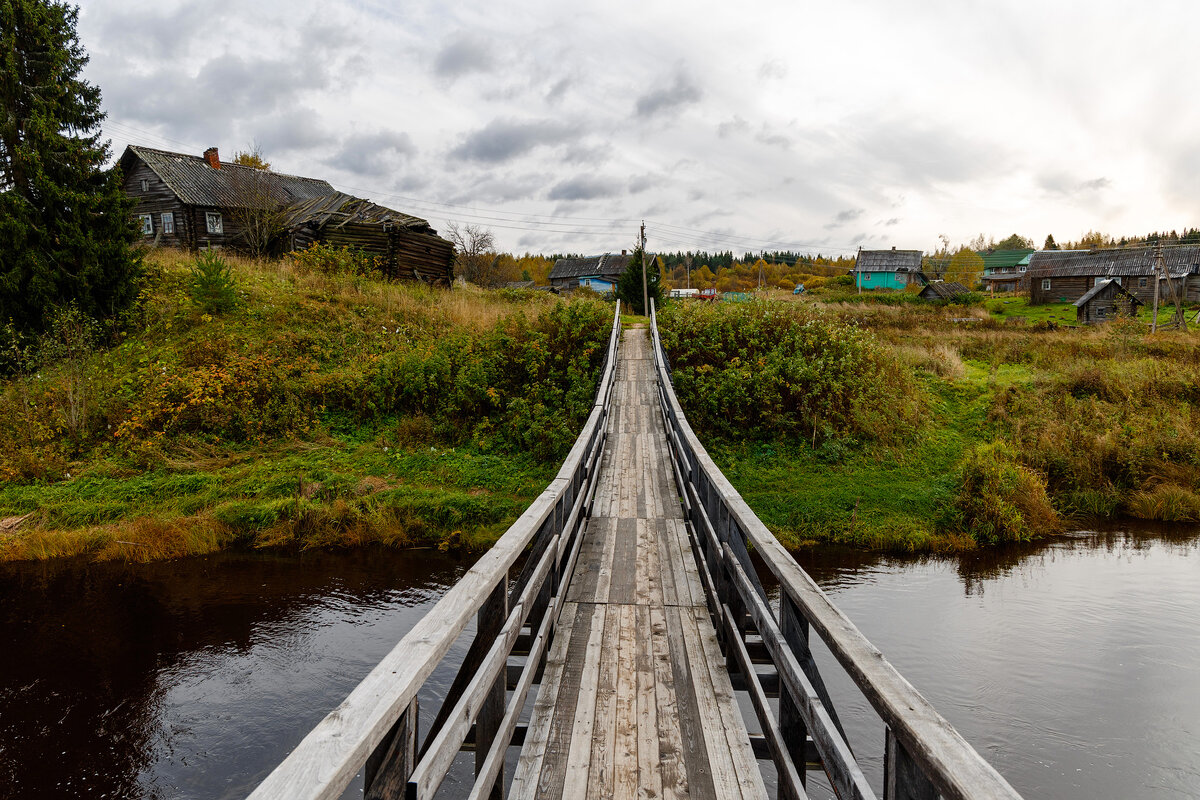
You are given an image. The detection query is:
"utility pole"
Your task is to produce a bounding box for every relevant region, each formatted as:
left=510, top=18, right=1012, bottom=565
left=856, top=246, right=862, bottom=295
left=1151, top=244, right=1162, bottom=333
left=640, top=220, right=649, bottom=317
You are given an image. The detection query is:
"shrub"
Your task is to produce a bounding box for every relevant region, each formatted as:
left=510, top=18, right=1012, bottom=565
left=948, top=442, right=1058, bottom=545
left=188, top=249, right=239, bottom=314
left=289, top=242, right=382, bottom=277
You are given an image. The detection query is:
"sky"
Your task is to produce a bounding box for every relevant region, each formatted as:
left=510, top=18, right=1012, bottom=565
left=77, top=0, right=1200, bottom=257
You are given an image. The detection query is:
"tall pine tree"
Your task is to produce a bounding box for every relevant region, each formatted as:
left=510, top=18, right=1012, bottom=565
left=0, top=0, right=140, bottom=331
left=616, top=248, right=663, bottom=316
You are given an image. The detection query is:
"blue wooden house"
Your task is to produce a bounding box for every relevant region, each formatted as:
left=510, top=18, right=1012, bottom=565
left=549, top=252, right=634, bottom=293
left=853, top=247, right=926, bottom=290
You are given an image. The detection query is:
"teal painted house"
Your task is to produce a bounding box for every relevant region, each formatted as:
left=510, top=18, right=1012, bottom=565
left=854, top=248, right=926, bottom=290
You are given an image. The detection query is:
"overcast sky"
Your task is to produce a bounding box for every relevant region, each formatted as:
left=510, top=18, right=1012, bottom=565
left=78, top=0, right=1200, bottom=256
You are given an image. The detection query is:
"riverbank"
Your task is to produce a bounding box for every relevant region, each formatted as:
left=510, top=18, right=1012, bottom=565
left=660, top=298, right=1200, bottom=552
left=0, top=248, right=610, bottom=562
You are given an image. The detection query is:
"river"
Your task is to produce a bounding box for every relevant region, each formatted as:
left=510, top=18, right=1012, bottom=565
left=0, top=526, right=1196, bottom=799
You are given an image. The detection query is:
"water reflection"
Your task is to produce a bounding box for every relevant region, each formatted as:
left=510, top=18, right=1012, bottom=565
left=0, top=549, right=463, bottom=800
left=784, top=524, right=1200, bottom=800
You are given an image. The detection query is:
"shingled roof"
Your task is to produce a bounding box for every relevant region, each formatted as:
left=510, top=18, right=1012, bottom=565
left=979, top=248, right=1034, bottom=272
left=920, top=281, right=971, bottom=299
left=1073, top=279, right=1144, bottom=308
left=550, top=253, right=634, bottom=281
left=855, top=248, right=924, bottom=272
left=1027, top=246, right=1200, bottom=279
left=121, top=145, right=336, bottom=209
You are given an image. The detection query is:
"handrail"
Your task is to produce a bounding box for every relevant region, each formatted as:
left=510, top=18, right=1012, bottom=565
left=248, top=301, right=622, bottom=800
left=649, top=300, right=1023, bottom=800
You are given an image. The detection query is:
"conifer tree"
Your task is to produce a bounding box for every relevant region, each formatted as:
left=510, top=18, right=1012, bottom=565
left=616, top=248, right=663, bottom=315
left=1043, top=234, right=1059, bottom=251
left=0, top=0, right=140, bottom=331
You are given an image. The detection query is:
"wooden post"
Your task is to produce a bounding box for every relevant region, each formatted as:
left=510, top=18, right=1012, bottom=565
left=778, top=594, right=810, bottom=797
left=476, top=579, right=509, bottom=800
left=884, top=727, right=938, bottom=800
left=1151, top=244, right=1162, bottom=332
left=364, top=698, right=418, bottom=800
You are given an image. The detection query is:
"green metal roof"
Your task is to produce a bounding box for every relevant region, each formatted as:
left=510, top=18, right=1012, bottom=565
left=977, top=248, right=1035, bottom=272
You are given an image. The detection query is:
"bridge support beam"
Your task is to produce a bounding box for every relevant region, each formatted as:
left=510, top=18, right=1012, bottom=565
left=885, top=728, right=938, bottom=800
left=476, top=580, right=509, bottom=800
left=364, top=697, right=418, bottom=800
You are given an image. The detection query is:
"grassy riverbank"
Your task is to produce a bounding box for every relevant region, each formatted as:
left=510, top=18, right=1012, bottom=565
left=0, top=249, right=611, bottom=562
left=659, top=299, right=1200, bottom=552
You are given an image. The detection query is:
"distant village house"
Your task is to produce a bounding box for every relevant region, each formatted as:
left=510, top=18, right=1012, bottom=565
left=918, top=281, right=971, bottom=301
left=118, top=145, right=455, bottom=286
left=549, top=252, right=634, bottom=293
left=853, top=248, right=926, bottom=290
left=978, top=248, right=1034, bottom=293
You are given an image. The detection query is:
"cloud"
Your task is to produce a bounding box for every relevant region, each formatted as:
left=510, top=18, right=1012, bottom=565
left=1078, top=177, right=1111, bottom=191
left=758, top=59, right=787, bottom=80
left=449, top=118, right=581, bottom=163
left=326, top=130, right=416, bottom=175
left=546, top=77, right=571, bottom=105
left=547, top=176, right=622, bottom=201
left=634, top=74, right=702, bottom=119
left=717, top=116, right=750, bottom=138
left=826, top=208, right=865, bottom=229
left=628, top=175, right=656, bottom=194
left=562, top=142, right=613, bottom=166
left=756, top=130, right=791, bottom=149
left=885, top=217, right=901, bottom=226
left=433, top=34, right=496, bottom=79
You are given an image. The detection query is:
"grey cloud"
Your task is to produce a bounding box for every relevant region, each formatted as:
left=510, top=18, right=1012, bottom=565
left=846, top=119, right=1005, bottom=188
left=1079, top=177, right=1111, bottom=191
left=756, top=130, right=791, bottom=150
left=547, top=176, right=622, bottom=202
left=96, top=2, right=234, bottom=59
left=826, top=208, right=865, bottom=229
left=1038, top=173, right=1112, bottom=196
left=450, top=118, right=582, bottom=163
left=885, top=218, right=901, bottom=226
left=718, top=116, right=750, bottom=138
left=254, top=108, right=338, bottom=153
left=326, top=130, right=416, bottom=175
left=450, top=172, right=550, bottom=204
left=635, top=74, right=702, bottom=119
left=562, top=142, right=613, bottom=166
left=546, top=78, right=571, bottom=105
left=628, top=175, right=656, bottom=194
left=433, top=34, right=496, bottom=79
left=758, top=59, right=787, bottom=80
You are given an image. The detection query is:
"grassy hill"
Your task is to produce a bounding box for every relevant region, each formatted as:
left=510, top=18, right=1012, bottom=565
left=0, top=248, right=612, bottom=562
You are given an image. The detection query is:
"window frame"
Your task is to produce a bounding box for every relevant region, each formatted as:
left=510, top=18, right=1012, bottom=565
left=1041, top=278, right=1051, bottom=291
left=1139, top=277, right=1148, bottom=288
left=205, top=212, right=223, bottom=235
left=140, top=178, right=150, bottom=192
left=139, top=214, right=153, bottom=235
left=161, top=212, right=174, bottom=235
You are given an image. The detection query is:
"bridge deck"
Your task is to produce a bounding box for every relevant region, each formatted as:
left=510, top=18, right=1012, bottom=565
left=511, top=328, right=767, bottom=800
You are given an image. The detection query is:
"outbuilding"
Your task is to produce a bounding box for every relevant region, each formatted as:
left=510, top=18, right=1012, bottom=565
left=918, top=281, right=971, bottom=301
left=853, top=247, right=926, bottom=291
left=549, top=252, right=634, bottom=292
left=1073, top=279, right=1143, bottom=325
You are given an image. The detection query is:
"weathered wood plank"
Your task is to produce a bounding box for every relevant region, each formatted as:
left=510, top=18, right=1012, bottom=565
left=613, top=603, right=639, bottom=800
left=650, top=605, right=687, bottom=800
left=635, top=604, right=663, bottom=800
left=558, top=603, right=608, bottom=798
left=663, top=607, right=718, bottom=800
left=585, top=598, right=621, bottom=800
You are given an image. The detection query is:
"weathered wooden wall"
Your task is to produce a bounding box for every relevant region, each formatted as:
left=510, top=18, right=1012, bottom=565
left=122, top=161, right=189, bottom=249
left=1030, top=275, right=1090, bottom=304
left=321, top=223, right=455, bottom=287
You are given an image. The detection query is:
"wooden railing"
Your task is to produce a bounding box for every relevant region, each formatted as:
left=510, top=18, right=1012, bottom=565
left=648, top=301, right=1024, bottom=800
left=247, top=302, right=622, bottom=800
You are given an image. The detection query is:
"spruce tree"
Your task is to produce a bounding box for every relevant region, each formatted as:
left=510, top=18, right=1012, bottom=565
left=616, top=248, right=663, bottom=316
left=0, top=0, right=140, bottom=331
left=1043, top=234, right=1059, bottom=251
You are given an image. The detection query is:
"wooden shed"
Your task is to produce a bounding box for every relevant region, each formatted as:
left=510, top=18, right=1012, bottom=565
left=918, top=281, right=970, bottom=301
left=549, top=253, right=633, bottom=292
left=853, top=248, right=926, bottom=291
left=1073, top=279, right=1143, bottom=325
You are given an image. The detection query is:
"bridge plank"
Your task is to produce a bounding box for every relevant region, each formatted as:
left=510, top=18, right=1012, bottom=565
left=635, top=604, right=663, bottom=800
left=650, top=605, right=687, bottom=800
left=559, top=602, right=607, bottom=798
left=585, top=598, right=621, bottom=800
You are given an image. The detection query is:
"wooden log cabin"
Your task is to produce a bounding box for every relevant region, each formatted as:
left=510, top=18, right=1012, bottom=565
left=1027, top=246, right=1200, bottom=306
left=118, top=145, right=455, bottom=286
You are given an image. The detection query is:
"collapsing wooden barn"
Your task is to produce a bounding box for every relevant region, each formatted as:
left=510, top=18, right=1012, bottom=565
left=285, top=193, right=456, bottom=286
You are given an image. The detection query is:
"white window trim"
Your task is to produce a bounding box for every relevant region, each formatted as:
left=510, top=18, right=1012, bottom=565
left=206, top=212, right=223, bottom=235
left=161, top=212, right=174, bottom=234
left=139, top=214, right=153, bottom=235
left=1041, top=278, right=1051, bottom=291
left=1139, top=277, right=1148, bottom=288
left=140, top=179, right=149, bottom=192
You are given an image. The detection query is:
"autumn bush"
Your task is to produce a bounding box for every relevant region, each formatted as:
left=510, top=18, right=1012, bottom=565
left=658, top=300, right=920, bottom=444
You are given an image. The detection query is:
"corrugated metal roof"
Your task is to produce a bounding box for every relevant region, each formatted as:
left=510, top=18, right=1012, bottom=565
left=979, top=248, right=1034, bottom=271
left=550, top=253, right=634, bottom=280
left=125, top=145, right=335, bottom=209
left=1027, top=246, right=1200, bottom=278
left=855, top=249, right=924, bottom=272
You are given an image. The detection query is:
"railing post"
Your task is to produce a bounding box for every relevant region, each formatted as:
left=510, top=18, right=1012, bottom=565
left=778, top=593, right=810, bottom=798
left=364, top=697, right=418, bottom=800
left=885, top=728, right=938, bottom=800
left=476, top=577, right=509, bottom=799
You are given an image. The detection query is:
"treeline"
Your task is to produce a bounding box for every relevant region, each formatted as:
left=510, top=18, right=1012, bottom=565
left=655, top=250, right=856, bottom=292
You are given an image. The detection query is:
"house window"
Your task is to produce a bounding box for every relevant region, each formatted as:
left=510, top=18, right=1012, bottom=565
left=1097, top=307, right=1108, bottom=319
left=1139, top=277, right=1148, bottom=288
left=863, top=274, right=872, bottom=281
left=1095, top=277, right=1106, bottom=287
left=1041, top=278, right=1051, bottom=291
left=139, top=214, right=153, bottom=235
left=206, top=212, right=223, bottom=234
left=1019, top=266, right=1027, bottom=273
left=161, top=212, right=174, bottom=234
left=140, top=179, right=149, bottom=192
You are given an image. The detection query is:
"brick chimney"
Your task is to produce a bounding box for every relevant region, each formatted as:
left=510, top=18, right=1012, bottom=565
left=203, top=147, right=220, bottom=169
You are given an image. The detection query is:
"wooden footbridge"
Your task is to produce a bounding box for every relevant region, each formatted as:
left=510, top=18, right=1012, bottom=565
left=249, top=303, right=1024, bottom=800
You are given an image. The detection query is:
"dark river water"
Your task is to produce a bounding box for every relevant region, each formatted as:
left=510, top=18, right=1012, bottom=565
left=0, top=526, right=1197, bottom=799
